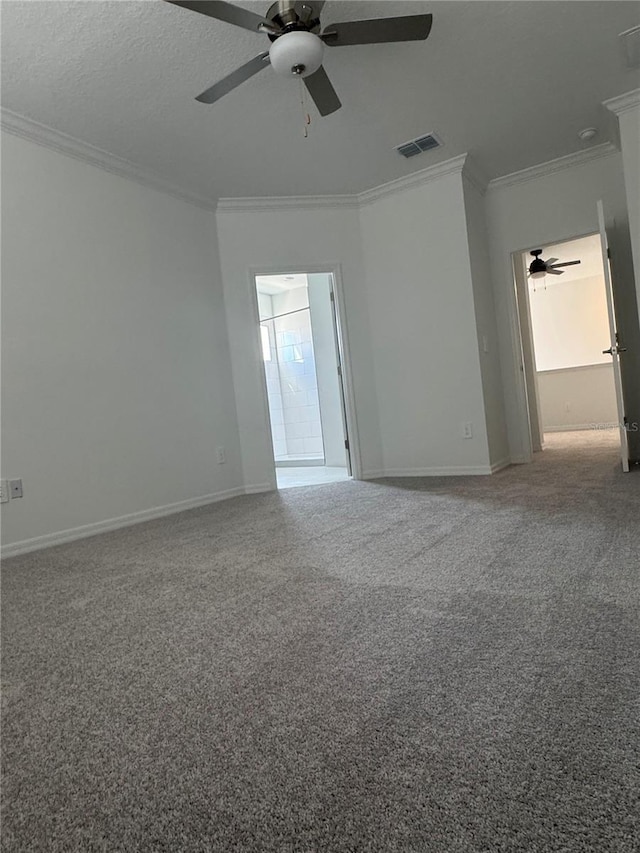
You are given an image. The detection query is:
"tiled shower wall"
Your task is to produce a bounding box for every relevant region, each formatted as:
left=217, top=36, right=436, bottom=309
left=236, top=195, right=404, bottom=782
left=274, top=307, right=324, bottom=460
left=260, top=288, right=324, bottom=462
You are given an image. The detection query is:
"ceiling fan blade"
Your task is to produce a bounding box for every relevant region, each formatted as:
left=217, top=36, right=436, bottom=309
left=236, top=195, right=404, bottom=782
left=545, top=257, right=559, bottom=266
left=165, top=1, right=272, bottom=33
left=303, top=66, right=341, bottom=116
left=549, top=260, right=581, bottom=269
left=322, top=14, right=432, bottom=46
left=195, top=52, right=270, bottom=104
left=546, top=268, right=564, bottom=275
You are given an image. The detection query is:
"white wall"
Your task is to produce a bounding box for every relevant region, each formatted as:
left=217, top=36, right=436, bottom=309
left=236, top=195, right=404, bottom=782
left=216, top=205, right=382, bottom=485
left=615, top=100, right=640, bottom=311
left=528, top=274, right=612, bottom=371
left=462, top=175, right=510, bottom=468
left=537, top=364, right=618, bottom=431
left=485, top=148, right=640, bottom=462
left=359, top=171, right=493, bottom=474
left=1, top=131, right=242, bottom=551
left=307, top=273, right=346, bottom=468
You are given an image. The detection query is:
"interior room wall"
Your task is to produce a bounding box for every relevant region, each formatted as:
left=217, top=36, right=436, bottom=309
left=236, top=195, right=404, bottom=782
left=358, top=169, right=493, bottom=474
left=613, top=99, right=640, bottom=309
left=216, top=205, right=382, bottom=485
left=462, top=174, right=510, bottom=468
left=307, top=273, right=347, bottom=468
left=1, top=131, right=243, bottom=553
left=528, top=274, right=612, bottom=371
left=485, top=147, right=640, bottom=462
left=537, top=365, right=618, bottom=431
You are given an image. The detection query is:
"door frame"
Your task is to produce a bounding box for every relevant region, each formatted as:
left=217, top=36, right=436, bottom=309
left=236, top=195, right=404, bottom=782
left=509, top=228, right=606, bottom=461
left=249, top=263, right=363, bottom=482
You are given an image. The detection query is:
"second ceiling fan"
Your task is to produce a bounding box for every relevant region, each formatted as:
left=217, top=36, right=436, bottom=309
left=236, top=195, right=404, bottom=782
left=165, top=1, right=433, bottom=116
left=528, top=249, right=581, bottom=279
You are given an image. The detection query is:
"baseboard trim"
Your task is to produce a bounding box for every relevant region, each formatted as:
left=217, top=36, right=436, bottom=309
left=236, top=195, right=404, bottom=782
left=243, top=483, right=274, bottom=495
left=509, top=455, right=529, bottom=464
left=0, top=485, right=271, bottom=558
left=544, top=423, right=618, bottom=433
left=490, top=457, right=512, bottom=473
left=362, top=464, right=500, bottom=478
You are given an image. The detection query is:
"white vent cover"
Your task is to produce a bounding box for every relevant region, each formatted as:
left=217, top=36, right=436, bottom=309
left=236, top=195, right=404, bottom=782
left=620, top=25, right=640, bottom=68
left=396, top=132, right=442, bottom=158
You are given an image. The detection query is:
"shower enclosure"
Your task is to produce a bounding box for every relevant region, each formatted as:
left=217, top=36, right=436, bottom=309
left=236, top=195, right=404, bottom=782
left=259, top=288, right=325, bottom=465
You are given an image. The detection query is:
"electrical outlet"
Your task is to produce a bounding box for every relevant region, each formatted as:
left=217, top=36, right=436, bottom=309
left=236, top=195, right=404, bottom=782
left=0, top=480, right=8, bottom=504
left=462, top=422, right=473, bottom=439
left=9, top=479, right=23, bottom=499
left=216, top=446, right=226, bottom=464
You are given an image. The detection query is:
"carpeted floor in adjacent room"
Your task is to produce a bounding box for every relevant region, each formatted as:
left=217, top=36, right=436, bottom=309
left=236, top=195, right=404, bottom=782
left=2, top=430, right=639, bottom=852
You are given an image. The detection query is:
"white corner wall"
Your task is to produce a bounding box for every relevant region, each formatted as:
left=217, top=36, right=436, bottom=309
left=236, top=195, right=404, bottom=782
left=1, top=131, right=243, bottom=553
left=462, top=175, right=510, bottom=469
left=358, top=170, right=493, bottom=475
left=485, top=148, right=640, bottom=462
left=611, top=96, right=640, bottom=310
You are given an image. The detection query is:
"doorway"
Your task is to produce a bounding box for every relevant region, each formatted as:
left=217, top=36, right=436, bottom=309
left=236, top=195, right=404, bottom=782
left=255, top=271, right=352, bottom=489
left=513, top=232, right=622, bottom=461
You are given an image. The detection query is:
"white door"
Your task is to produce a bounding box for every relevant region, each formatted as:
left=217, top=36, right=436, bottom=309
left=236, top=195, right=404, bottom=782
left=597, top=200, right=629, bottom=472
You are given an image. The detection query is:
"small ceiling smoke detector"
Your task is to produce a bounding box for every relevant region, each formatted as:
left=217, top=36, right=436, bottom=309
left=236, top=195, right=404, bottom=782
left=578, top=127, right=597, bottom=142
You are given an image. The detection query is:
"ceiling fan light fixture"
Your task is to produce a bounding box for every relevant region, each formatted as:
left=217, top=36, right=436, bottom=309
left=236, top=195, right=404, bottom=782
left=269, top=31, right=324, bottom=78
left=530, top=270, right=546, bottom=279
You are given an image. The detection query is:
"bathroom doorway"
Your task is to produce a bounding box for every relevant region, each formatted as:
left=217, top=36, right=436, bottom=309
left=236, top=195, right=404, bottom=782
left=255, top=271, right=352, bottom=489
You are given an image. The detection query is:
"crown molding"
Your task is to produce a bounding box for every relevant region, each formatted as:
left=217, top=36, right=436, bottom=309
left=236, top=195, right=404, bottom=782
left=603, top=88, right=640, bottom=116
left=461, top=154, right=490, bottom=196
left=0, top=108, right=218, bottom=212
left=216, top=193, right=358, bottom=213
left=357, top=154, right=468, bottom=206
left=217, top=154, right=471, bottom=212
left=487, top=142, right=619, bottom=191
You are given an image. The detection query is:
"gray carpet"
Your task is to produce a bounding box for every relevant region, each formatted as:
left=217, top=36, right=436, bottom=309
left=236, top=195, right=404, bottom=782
left=2, top=430, right=639, bottom=852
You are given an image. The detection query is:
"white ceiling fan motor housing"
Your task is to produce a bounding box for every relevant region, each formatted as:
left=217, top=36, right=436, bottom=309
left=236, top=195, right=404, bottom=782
left=269, top=31, right=324, bottom=78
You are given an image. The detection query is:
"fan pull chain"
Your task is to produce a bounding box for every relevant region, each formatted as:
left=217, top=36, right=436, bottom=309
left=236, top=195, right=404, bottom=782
left=300, top=78, right=311, bottom=138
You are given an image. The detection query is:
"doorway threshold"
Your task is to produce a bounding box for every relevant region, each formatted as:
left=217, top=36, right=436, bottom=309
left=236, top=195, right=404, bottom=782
left=276, top=467, right=350, bottom=489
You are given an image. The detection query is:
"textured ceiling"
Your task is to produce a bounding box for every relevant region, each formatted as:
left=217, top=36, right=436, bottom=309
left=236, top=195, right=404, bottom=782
left=2, top=1, right=639, bottom=201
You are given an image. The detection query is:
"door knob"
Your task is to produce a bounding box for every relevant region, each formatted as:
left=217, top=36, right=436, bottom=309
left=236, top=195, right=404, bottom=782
left=603, top=347, right=614, bottom=354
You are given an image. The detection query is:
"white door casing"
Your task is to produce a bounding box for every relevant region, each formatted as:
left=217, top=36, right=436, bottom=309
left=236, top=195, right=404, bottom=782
left=597, top=200, right=630, bottom=473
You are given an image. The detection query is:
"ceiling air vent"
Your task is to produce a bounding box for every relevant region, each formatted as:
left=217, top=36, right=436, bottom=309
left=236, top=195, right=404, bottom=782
left=396, top=132, right=441, bottom=159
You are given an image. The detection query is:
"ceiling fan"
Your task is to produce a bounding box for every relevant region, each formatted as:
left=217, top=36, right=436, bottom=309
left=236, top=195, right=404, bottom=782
left=528, top=249, right=581, bottom=279
left=165, top=1, right=433, bottom=116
